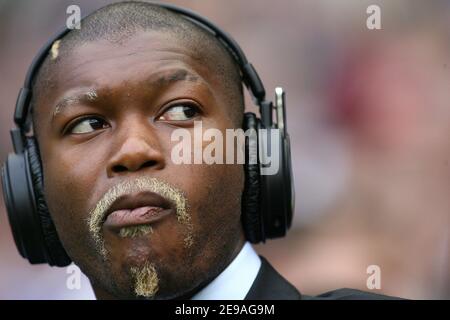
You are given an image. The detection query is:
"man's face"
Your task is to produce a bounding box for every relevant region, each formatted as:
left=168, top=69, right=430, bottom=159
left=34, top=31, right=246, bottom=299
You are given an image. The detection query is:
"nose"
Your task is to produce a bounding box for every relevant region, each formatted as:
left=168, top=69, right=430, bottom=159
left=106, top=122, right=165, bottom=177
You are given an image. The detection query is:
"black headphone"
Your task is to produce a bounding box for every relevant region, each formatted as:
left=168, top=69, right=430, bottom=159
left=1, top=2, right=295, bottom=267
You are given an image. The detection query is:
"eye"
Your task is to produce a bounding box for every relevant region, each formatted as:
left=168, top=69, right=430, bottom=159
left=67, top=117, right=109, bottom=134
left=157, top=103, right=200, bottom=121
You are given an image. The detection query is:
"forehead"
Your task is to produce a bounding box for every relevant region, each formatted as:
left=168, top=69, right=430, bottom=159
left=52, top=31, right=210, bottom=90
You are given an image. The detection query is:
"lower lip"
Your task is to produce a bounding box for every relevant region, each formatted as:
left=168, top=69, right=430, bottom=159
left=103, top=206, right=172, bottom=230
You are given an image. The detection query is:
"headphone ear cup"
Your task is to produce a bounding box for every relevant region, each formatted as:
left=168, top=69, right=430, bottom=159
left=241, top=112, right=264, bottom=243
left=258, top=130, right=293, bottom=239
left=2, top=151, right=41, bottom=262
left=25, top=137, right=71, bottom=266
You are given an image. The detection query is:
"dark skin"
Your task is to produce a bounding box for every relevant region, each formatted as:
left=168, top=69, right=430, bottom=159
left=34, top=31, right=246, bottom=299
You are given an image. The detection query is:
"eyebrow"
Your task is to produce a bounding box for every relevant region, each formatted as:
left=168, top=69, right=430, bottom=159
left=51, top=69, right=200, bottom=119
left=53, top=89, right=99, bottom=118
left=154, top=68, right=199, bottom=86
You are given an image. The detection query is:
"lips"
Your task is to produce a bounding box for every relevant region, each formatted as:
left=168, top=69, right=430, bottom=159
left=102, top=191, right=173, bottom=231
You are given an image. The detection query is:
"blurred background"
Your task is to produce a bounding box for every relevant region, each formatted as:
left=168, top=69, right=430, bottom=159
left=0, top=0, right=449, bottom=299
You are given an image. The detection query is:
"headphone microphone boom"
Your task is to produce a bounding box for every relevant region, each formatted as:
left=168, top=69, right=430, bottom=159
left=1, top=3, right=295, bottom=267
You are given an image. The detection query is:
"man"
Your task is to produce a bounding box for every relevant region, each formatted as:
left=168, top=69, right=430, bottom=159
left=27, top=1, right=301, bottom=300
left=8, top=1, right=399, bottom=300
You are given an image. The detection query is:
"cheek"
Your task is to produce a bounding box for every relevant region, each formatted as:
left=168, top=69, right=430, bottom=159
left=43, top=151, right=98, bottom=213
left=170, top=161, right=244, bottom=235
left=41, top=148, right=104, bottom=258
left=162, top=120, right=245, bottom=237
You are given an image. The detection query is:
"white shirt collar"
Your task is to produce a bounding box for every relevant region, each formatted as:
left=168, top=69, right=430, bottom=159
left=191, top=242, right=262, bottom=300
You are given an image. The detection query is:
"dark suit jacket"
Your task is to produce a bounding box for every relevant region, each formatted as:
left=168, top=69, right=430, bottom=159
left=245, top=256, right=401, bottom=300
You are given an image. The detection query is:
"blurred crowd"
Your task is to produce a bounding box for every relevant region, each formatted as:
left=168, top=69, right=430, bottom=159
left=0, top=0, right=448, bottom=299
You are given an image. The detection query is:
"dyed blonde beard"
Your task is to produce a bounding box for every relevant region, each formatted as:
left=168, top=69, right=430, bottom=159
left=86, top=177, right=192, bottom=298
left=130, top=262, right=159, bottom=298
left=118, top=225, right=153, bottom=238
